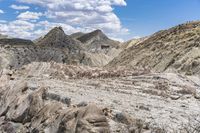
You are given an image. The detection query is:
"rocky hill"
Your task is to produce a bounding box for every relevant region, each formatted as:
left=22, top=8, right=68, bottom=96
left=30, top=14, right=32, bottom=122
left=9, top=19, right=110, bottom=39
left=121, top=37, right=148, bottom=50
left=0, top=38, right=34, bottom=46
left=70, top=32, right=85, bottom=40
left=36, top=27, right=82, bottom=53
left=70, top=29, right=122, bottom=66
left=0, top=27, right=122, bottom=69
left=0, top=27, right=86, bottom=69
left=108, top=21, right=200, bottom=76
left=0, top=34, right=8, bottom=39
left=76, top=29, right=120, bottom=53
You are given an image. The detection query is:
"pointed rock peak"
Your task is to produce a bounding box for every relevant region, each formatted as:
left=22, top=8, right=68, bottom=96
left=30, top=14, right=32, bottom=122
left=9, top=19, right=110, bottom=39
left=36, top=26, right=82, bottom=51
left=91, top=29, right=106, bottom=36
left=41, top=26, right=67, bottom=41
left=49, top=26, right=65, bottom=34
left=93, top=29, right=103, bottom=33
left=77, top=29, right=109, bottom=43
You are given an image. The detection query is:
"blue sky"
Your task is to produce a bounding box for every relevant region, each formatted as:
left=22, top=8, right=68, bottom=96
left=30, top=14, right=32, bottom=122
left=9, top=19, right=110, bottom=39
left=115, top=0, right=200, bottom=40
left=0, top=0, right=200, bottom=41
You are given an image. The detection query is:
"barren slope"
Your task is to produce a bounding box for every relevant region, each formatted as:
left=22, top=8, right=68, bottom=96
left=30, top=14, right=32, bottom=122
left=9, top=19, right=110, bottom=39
left=70, top=29, right=122, bottom=67
left=77, top=30, right=120, bottom=53
left=36, top=27, right=82, bottom=52
left=108, top=21, right=200, bottom=76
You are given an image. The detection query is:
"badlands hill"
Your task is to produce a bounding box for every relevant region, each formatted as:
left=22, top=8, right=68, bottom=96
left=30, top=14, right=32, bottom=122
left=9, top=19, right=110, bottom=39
left=77, top=30, right=119, bottom=52
left=108, top=21, right=200, bottom=76
left=0, top=38, right=34, bottom=46
left=1, top=21, right=200, bottom=133
left=37, top=27, right=82, bottom=52
left=70, top=32, right=85, bottom=40
left=0, top=34, right=8, bottom=39
left=71, top=29, right=121, bottom=66
left=0, top=27, right=120, bottom=69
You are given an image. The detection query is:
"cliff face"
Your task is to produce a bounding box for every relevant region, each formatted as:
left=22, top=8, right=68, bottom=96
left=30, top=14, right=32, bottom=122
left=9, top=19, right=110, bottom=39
left=108, top=21, right=200, bottom=76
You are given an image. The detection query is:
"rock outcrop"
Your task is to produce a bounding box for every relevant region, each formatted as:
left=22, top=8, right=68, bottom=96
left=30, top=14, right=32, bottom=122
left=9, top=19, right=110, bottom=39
left=0, top=81, right=110, bottom=132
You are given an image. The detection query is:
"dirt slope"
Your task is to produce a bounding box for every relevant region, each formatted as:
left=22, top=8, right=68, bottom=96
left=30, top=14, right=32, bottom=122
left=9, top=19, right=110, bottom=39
left=77, top=29, right=120, bottom=53
left=108, top=21, right=200, bottom=76
left=36, top=27, right=82, bottom=52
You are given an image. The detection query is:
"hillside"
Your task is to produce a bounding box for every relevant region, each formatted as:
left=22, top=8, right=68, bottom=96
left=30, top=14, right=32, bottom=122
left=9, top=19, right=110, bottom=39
left=0, top=38, right=34, bottom=46
left=70, top=32, right=85, bottom=39
left=0, top=27, right=86, bottom=69
left=0, top=27, right=122, bottom=69
left=108, top=21, right=200, bottom=75
left=0, top=34, right=8, bottom=39
left=121, top=37, right=148, bottom=50
left=36, top=27, right=82, bottom=53
left=70, top=29, right=122, bottom=66
left=76, top=29, right=120, bottom=53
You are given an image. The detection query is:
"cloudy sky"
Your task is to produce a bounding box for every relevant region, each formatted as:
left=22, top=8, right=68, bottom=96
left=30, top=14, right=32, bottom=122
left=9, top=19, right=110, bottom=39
left=0, top=0, right=200, bottom=41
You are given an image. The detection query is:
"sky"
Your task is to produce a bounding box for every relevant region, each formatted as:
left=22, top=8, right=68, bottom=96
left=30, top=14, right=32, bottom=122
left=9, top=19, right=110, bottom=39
left=0, top=0, right=200, bottom=41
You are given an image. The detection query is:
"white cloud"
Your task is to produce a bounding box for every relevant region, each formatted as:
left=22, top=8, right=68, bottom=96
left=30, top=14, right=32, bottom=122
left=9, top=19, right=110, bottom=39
left=0, top=20, right=7, bottom=23
left=10, top=4, right=30, bottom=10
left=0, top=20, right=35, bottom=38
left=110, top=37, right=124, bottom=42
left=16, top=0, right=128, bottom=40
left=133, top=36, right=141, bottom=39
left=0, top=9, right=4, bottom=14
left=17, top=11, right=43, bottom=20
left=0, top=0, right=128, bottom=41
left=0, top=19, right=78, bottom=39
left=111, top=0, right=127, bottom=6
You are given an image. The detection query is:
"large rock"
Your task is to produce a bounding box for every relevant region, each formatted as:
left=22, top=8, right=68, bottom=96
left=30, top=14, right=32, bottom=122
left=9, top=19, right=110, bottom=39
left=0, top=80, right=110, bottom=133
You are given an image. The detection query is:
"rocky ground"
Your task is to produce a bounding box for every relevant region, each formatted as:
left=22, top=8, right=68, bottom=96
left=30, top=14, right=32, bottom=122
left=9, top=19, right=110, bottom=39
left=0, top=62, right=200, bottom=133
